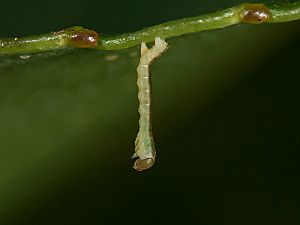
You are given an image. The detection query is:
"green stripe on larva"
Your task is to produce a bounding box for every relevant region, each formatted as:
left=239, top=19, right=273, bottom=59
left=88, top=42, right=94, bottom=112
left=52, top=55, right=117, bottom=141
left=133, top=37, right=168, bottom=171
left=0, top=2, right=300, bottom=55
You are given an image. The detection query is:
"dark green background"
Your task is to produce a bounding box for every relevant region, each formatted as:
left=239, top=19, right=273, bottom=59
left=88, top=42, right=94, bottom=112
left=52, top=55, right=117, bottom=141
left=0, top=0, right=299, bottom=224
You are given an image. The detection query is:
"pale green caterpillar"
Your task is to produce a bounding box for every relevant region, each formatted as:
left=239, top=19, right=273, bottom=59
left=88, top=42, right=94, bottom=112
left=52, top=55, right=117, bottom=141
left=133, top=37, right=168, bottom=171
left=0, top=2, right=299, bottom=172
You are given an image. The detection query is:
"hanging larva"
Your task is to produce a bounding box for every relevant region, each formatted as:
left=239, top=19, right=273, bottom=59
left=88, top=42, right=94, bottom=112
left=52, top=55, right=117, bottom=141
left=133, top=37, right=168, bottom=171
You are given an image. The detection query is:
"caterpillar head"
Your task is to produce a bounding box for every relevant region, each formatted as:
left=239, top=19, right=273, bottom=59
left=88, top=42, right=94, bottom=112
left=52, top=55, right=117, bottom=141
left=133, top=158, right=155, bottom=171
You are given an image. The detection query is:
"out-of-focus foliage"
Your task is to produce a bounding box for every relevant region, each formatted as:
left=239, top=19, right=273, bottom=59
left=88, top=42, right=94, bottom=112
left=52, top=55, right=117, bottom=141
left=0, top=0, right=299, bottom=224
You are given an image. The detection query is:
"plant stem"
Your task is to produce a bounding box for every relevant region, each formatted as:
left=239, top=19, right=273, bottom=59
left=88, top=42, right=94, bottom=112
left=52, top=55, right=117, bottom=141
left=0, top=1, right=299, bottom=55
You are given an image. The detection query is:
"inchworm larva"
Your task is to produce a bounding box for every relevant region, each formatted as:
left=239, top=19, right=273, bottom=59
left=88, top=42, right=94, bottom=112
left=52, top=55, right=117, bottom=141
left=133, top=37, right=168, bottom=171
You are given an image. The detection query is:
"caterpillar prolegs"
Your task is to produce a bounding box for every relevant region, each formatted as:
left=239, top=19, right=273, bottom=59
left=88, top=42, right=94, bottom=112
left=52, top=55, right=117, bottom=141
left=132, top=37, right=168, bottom=171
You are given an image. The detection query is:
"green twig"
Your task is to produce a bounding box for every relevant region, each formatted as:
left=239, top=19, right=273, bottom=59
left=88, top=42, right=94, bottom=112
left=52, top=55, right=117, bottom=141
left=0, top=1, right=299, bottom=55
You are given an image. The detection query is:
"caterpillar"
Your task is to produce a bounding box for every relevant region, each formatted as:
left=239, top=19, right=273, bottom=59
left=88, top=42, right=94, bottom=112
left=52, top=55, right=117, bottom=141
left=133, top=37, right=168, bottom=171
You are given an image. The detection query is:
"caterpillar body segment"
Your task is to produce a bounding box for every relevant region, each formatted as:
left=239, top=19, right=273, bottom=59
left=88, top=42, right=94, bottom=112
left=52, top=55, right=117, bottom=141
left=133, top=37, right=168, bottom=171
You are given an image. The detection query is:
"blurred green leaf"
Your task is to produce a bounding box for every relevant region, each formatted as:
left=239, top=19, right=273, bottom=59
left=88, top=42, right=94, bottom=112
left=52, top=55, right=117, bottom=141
left=0, top=1, right=299, bottom=224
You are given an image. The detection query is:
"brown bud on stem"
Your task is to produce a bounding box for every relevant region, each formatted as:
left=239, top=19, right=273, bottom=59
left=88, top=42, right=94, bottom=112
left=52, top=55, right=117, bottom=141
left=69, top=29, right=99, bottom=48
left=241, top=3, right=271, bottom=24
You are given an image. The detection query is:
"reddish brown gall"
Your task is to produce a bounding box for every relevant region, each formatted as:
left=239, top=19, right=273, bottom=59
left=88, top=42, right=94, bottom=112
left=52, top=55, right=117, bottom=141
left=242, top=3, right=270, bottom=24
left=69, top=29, right=99, bottom=48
